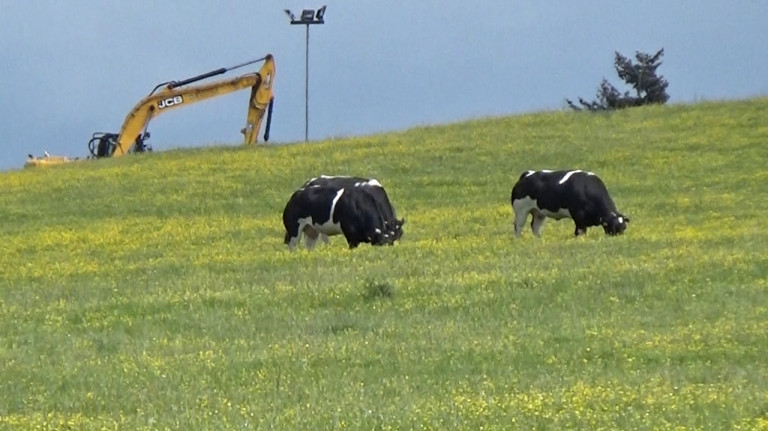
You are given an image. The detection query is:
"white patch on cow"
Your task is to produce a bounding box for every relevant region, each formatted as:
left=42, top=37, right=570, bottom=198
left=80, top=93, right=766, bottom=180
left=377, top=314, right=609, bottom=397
left=330, top=188, right=344, bottom=216
left=296, top=216, right=342, bottom=250
left=558, top=170, right=583, bottom=185
left=316, top=175, right=345, bottom=181
left=525, top=169, right=555, bottom=178
left=289, top=189, right=346, bottom=250
left=617, top=216, right=624, bottom=224
left=512, top=196, right=572, bottom=237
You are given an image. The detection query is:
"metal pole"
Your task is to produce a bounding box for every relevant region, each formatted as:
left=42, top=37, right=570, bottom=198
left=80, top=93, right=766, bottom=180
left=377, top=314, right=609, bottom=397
left=287, top=6, right=325, bottom=142
left=304, top=24, right=310, bottom=142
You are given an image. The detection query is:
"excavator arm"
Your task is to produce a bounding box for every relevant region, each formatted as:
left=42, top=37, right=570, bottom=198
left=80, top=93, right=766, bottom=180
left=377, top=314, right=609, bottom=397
left=94, top=54, right=275, bottom=158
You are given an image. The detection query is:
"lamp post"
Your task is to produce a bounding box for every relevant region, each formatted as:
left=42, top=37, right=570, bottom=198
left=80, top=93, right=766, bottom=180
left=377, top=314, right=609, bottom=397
left=285, top=5, right=326, bottom=142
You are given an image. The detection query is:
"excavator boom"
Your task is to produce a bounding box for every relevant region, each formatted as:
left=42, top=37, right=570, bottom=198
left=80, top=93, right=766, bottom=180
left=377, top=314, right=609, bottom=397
left=97, top=54, right=275, bottom=158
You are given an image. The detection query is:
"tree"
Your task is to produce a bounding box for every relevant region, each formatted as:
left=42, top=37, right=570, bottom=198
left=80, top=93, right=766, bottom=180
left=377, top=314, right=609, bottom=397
left=567, top=48, right=669, bottom=111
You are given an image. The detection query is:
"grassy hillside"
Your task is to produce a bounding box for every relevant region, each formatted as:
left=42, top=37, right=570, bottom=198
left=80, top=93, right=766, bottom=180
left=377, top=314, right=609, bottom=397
left=1, top=98, right=767, bottom=429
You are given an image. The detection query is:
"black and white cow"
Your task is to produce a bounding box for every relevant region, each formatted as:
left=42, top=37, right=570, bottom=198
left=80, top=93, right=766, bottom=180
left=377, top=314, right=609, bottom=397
left=283, top=180, right=403, bottom=250
left=299, top=175, right=404, bottom=243
left=511, top=169, right=629, bottom=237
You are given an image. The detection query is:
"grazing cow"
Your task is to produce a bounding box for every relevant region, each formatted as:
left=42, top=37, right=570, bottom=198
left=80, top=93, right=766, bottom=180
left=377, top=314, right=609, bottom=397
left=283, top=184, right=402, bottom=250
left=511, top=169, right=629, bottom=237
left=299, top=175, right=404, bottom=242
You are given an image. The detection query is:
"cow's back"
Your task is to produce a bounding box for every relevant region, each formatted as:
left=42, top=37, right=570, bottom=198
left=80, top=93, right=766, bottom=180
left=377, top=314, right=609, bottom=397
left=302, top=175, right=381, bottom=189
left=511, top=170, right=565, bottom=204
left=283, top=186, right=340, bottom=226
left=512, top=169, right=597, bottom=210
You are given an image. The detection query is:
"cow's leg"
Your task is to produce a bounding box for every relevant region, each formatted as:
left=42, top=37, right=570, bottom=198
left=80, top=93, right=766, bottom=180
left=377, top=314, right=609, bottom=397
left=284, top=221, right=301, bottom=251
left=302, top=225, right=320, bottom=249
left=512, top=197, right=537, bottom=237
left=513, top=210, right=529, bottom=237
left=285, top=232, right=300, bottom=251
left=571, top=212, right=589, bottom=236
left=574, top=225, right=588, bottom=236
left=531, top=213, right=548, bottom=237
left=339, top=220, right=364, bottom=249
left=320, top=233, right=330, bottom=244
left=344, top=229, right=361, bottom=249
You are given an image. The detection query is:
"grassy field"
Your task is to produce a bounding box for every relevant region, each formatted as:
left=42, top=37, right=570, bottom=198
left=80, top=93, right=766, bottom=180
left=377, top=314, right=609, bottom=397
left=1, top=98, right=767, bottom=429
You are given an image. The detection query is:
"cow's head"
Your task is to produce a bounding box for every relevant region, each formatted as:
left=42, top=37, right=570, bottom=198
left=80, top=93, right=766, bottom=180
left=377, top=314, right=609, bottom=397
left=386, top=218, right=405, bottom=244
left=387, top=218, right=405, bottom=245
left=602, top=213, right=630, bottom=235
left=369, top=218, right=405, bottom=246
left=367, top=227, right=391, bottom=246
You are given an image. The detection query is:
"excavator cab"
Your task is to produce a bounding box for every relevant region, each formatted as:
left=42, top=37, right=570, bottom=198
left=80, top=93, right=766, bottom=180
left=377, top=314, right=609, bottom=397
left=88, top=132, right=151, bottom=158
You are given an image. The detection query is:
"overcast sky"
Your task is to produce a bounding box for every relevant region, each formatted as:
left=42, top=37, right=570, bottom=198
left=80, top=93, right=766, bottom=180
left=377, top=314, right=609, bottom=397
left=1, top=1, right=767, bottom=171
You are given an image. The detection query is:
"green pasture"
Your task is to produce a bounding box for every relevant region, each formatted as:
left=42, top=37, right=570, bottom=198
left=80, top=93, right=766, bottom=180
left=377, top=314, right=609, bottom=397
left=1, top=98, right=767, bottom=429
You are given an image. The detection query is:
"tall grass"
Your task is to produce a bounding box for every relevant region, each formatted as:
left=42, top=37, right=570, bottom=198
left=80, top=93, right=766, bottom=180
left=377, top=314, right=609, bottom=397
left=1, top=99, right=767, bottom=429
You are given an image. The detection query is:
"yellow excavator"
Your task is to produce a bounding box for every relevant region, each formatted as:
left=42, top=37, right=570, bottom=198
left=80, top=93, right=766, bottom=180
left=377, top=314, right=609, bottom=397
left=25, top=54, right=275, bottom=167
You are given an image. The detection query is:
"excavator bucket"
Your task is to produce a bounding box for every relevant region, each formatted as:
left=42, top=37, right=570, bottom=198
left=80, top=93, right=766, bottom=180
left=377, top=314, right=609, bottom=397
left=24, top=152, right=75, bottom=168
